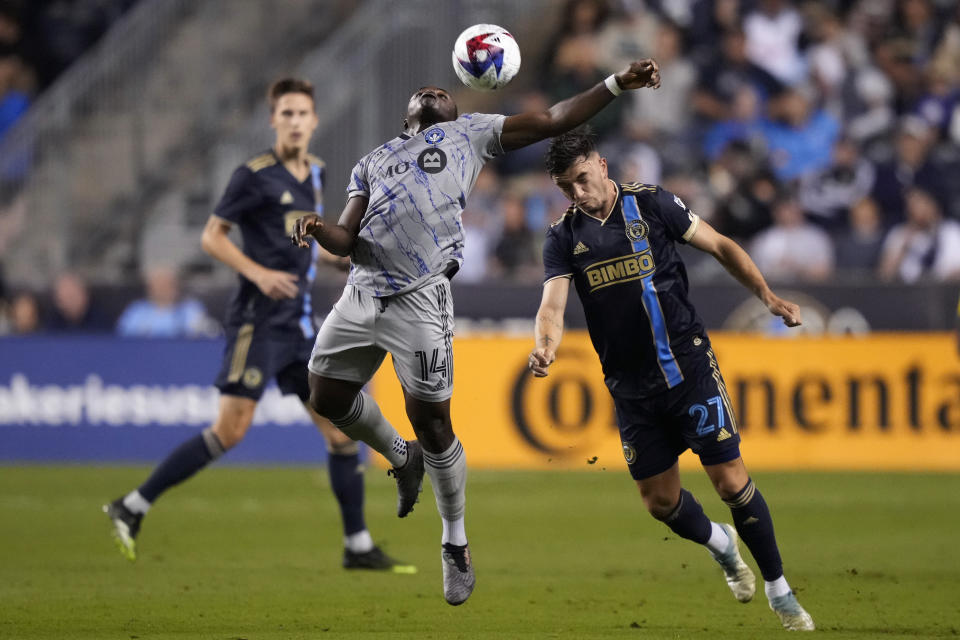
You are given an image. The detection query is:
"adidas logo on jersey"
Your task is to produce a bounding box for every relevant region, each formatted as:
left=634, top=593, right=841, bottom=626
left=280, top=190, right=294, bottom=205
left=573, top=241, right=589, bottom=255
left=430, top=379, right=446, bottom=392
left=717, top=428, right=732, bottom=442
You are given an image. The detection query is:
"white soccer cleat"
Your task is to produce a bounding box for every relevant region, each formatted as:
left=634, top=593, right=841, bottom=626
left=769, top=591, right=816, bottom=631
left=709, top=523, right=756, bottom=603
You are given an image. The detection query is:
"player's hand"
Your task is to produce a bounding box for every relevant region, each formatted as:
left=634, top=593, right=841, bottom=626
left=291, top=213, right=323, bottom=248
left=528, top=348, right=556, bottom=378
left=765, top=293, right=802, bottom=327
left=254, top=268, right=299, bottom=300
left=615, top=59, right=661, bottom=91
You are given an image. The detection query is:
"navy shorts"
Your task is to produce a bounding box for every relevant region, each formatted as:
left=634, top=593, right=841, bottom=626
left=214, top=324, right=313, bottom=402
left=616, top=338, right=741, bottom=480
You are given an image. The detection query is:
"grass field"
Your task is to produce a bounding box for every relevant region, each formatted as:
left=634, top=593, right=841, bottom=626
left=2, top=466, right=959, bottom=639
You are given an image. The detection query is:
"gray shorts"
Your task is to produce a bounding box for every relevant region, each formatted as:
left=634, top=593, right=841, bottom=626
left=308, top=276, right=454, bottom=402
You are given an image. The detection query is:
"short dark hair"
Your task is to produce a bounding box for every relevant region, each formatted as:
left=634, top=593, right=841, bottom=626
left=545, top=128, right=598, bottom=176
left=267, top=77, right=314, bottom=112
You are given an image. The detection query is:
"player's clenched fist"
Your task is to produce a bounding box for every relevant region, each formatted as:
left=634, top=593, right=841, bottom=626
left=528, top=348, right=556, bottom=378
left=291, top=213, right=323, bottom=248
left=615, top=58, right=661, bottom=91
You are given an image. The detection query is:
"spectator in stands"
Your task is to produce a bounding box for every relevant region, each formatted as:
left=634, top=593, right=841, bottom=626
left=0, top=53, right=29, bottom=140
left=542, top=0, right=623, bottom=138
left=871, top=116, right=948, bottom=226
left=750, top=196, right=834, bottom=282
left=844, top=66, right=896, bottom=149
left=116, top=265, right=214, bottom=338
left=878, top=187, right=960, bottom=282
left=758, top=87, right=841, bottom=181
left=702, top=84, right=764, bottom=160
left=709, top=141, right=777, bottom=241
left=692, top=28, right=782, bottom=127
left=799, top=137, right=876, bottom=231
left=623, top=20, right=696, bottom=149
left=457, top=167, right=499, bottom=283
left=913, top=60, right=960, bottom=142
left=9, top=288, right=41, bottom=333
left=743, top=0, right=806, bottom=86
left=47, top=272, right=109, bottom=332
left=492, top=192, right=540, bottom=283
left=835, top=197, right=885, bottom=274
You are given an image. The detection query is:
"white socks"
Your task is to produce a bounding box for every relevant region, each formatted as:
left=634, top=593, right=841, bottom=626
left=765, top=575, right=792, bottom=599
left=344, top=529, right=374, bottom=553
left=423, top=437, right=467, bottom=546
left=330, top=391, right=407, bottom=467
left=122, top=490, right=151, bottom=515
left=704, top=521, right=730, bottom=555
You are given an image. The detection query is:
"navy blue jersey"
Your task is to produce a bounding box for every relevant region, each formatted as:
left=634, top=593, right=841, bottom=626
left=543, top=182, right=705, bottom=398
left=213, top=150, right=324, bottom=337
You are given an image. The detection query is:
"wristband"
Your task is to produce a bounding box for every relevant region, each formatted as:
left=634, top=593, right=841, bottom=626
left=604, top=74, right=623, bottom=96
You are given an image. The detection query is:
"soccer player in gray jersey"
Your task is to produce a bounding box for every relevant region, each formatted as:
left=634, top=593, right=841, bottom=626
left=292, top=59, right=661, bottom=605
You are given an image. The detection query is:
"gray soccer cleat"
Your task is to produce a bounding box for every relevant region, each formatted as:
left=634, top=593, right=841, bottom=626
left=769, top=591, right=815, bottom=631
left=387, top=440, right=424, bottom=518
left=441, top=543, right=475, bottom=606
left=709, top=523, right=756, bottom=603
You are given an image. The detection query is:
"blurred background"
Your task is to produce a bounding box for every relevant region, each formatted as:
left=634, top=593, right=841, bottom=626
left=0, top=0, right=958, bottom=468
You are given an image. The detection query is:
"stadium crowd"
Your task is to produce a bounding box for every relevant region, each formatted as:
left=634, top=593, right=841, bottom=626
left=468, top=0, right=960, bottom=285
left=2, top=0, right=960, bottom=335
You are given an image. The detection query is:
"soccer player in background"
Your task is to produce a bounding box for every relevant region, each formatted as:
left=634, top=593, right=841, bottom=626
left=527, top=130, right=814, bottom=631
left=104, top=78, right=412, bottom=572
left=291, top=60, right=661, bottom=605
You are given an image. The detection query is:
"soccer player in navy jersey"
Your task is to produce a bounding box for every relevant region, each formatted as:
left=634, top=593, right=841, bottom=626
left=104, top=78, right=412, bottom=573
left=292, top=60, right=662, bottom=605
left=528, top=130, right=814, bottom=631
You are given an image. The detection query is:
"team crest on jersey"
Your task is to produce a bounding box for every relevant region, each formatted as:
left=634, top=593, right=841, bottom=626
left=424, top=127, right=445, bottom=145
left=625, top=218, right=649, bottom=243
left=242, top=367, right=263, bottom=389
left=417, top=148, right=447, bottom=174
left=280, top=190, right=294, bottom=205
left=622, top=443, right=637, bottom=465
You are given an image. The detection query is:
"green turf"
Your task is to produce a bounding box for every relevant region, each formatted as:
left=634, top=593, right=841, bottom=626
left=1, top=466, right=958, bottom=639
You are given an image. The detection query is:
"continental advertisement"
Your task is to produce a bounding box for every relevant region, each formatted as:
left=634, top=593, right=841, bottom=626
left=371, top=333, right=960, bottom=471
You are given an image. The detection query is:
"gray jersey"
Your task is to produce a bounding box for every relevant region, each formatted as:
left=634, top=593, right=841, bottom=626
left=345, top=112, right=506, bottom=296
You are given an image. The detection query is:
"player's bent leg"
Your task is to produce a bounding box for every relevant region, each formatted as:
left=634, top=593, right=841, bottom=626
left=306, top=405, right=417, bottom=574
left=405, top=392, right=473, bottom=606
left=704, top=459, right=812, bottom=629
left=309, top=373, right=420, bottom=517
left=636, top=462, right=755, bottom=603
left=103, top=396, right=254, bottom=561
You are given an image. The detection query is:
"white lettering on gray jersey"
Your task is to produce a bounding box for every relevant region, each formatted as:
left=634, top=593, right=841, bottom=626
left=345, top=112, right=506, bottom=296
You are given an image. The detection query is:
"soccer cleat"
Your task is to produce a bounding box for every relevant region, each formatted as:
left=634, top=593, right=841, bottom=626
left=102, top=498, right=142, bottom=562
left=342, top=545, right=418, bottom=574
left=769, top=591, right=815, bottom=631
left=709, top=523, right=756, bottom=603
left=441, top=543, right=475, bottom=606
left=386, top=440, right=424, bottom=518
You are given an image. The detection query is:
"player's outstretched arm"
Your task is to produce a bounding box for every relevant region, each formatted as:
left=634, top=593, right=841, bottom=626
left=688, top=220, right=802, bottom=327
left=201, top=215, right=299, bottom=300
left=291, top=195, right=368, bottom=257
left=529, top=277, right=571, bottom=377
left=500, top=59, right=661, bottom=152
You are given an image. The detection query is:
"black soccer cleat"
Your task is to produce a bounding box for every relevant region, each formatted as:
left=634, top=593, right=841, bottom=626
left=387, top=440, right=424, bottom=518
left=343, top=545, right=417, bottom=573
left=102, top=497, right=142, bottom=562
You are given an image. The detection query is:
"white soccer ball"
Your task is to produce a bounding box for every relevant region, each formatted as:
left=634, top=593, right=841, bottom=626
left=451, top=24, right=521, bottom=91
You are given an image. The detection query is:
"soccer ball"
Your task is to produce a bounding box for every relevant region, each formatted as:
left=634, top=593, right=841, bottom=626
left=452, top=24, right=521, bottom=91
